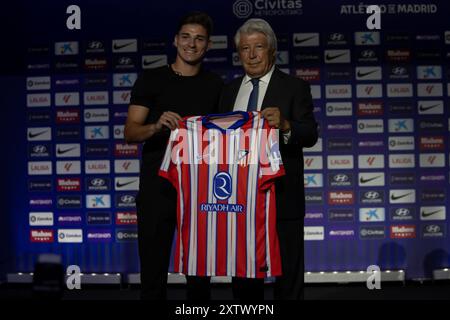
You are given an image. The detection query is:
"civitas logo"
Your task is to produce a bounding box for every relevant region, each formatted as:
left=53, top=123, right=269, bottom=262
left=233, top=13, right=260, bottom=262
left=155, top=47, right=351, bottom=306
left=359, top=226, right=385, bottom=239
left=116, top=230, right=138, bottom=242
left=233, top=0, right=303, bottom=18
left=57, top=196, right=82, bottom=209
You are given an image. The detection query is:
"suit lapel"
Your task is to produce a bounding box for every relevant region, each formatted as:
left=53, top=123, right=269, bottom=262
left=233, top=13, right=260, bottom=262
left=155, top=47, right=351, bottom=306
left=226, top=77, right=244, bottom=112
left=261, top=68, right=284, bottom=110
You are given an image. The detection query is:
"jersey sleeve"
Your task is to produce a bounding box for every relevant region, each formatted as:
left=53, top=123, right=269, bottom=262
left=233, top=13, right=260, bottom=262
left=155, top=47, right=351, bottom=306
left=158, top=128, right=180, bottom=189
left=259, top=125, right=285, bottom=191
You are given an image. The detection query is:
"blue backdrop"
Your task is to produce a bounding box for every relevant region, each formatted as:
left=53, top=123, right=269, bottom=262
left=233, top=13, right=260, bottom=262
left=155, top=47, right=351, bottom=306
left=1, top=0, right=449, bottom=280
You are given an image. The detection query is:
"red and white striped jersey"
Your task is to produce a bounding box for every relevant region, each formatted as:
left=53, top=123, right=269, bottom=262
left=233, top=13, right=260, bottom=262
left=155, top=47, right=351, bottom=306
left=159, top=111, right=284, bottom=278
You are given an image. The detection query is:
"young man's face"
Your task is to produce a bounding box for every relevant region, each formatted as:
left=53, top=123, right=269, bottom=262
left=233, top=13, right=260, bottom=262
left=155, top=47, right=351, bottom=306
left=174, top=23, right=210, bottom=65
left=238, top=32, right=275, bottom=78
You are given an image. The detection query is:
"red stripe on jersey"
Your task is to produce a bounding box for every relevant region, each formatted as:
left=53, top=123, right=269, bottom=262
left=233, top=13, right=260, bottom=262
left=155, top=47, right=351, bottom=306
left=215, top=132, right=228, bottom=276
left=196, top=127, right=209, bottom=276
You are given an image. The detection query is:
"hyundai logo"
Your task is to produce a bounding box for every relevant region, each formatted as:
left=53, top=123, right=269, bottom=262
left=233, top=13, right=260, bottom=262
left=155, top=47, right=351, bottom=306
left=395, top=208, right=410, bottom=216
left=426, top=225, right=440, bottom=233
left=121, top=195, right=135, bottom=203
left=364, top=191, right=380, bottom=199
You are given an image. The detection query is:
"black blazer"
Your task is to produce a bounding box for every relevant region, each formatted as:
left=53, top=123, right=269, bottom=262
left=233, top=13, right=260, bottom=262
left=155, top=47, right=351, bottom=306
left=219, top=68, right=318, bottom=220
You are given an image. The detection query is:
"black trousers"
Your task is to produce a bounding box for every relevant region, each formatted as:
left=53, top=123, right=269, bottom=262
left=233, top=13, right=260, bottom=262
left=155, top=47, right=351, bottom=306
left=137, top=173, right=210, bottom=300
left=232, top=220, right=304, bottom=300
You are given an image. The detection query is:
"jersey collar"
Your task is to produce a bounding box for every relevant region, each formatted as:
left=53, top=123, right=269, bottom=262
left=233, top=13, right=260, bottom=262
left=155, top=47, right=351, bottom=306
left=202, top=111, right=250, bottom=133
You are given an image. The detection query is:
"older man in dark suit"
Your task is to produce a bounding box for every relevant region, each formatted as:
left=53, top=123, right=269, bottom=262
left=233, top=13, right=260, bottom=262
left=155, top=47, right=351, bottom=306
left=219, top=18, right=318, bottom=300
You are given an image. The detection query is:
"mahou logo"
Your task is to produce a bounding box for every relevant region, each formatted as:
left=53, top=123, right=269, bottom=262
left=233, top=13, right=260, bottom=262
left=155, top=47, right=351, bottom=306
left=56, top=109, right=80, bottom=124
left=30, top=229, right=54, bottom=243
left=57, top=178, right=81, bottom=191
left=390, top=225, right=416, bottom=239
left=419, top=136, right=444, bottom=151
left=116, top=212, right=138, bottom=225
left=328, top=191, right=354, bottom=205
left=115, top=143, right=139, bottom=157
left=357, top=102, right=383, bottom=116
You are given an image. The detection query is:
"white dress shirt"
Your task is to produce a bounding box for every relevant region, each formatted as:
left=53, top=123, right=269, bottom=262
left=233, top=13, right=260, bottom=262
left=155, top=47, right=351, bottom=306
left=232, top=66, right=291, bottom=143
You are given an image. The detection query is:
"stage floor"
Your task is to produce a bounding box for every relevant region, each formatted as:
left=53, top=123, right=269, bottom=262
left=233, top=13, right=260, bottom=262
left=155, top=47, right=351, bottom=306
left=1, top=281, right=450, bottom=300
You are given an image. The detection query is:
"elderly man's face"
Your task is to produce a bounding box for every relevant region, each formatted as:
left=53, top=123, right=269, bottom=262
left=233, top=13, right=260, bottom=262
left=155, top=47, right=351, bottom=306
left=238, top=32, right=275, bottom=78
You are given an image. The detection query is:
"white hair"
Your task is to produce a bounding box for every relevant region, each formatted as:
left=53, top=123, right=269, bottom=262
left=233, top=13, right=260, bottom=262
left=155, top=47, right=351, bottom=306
left=234, top=18, right=277, bottom=52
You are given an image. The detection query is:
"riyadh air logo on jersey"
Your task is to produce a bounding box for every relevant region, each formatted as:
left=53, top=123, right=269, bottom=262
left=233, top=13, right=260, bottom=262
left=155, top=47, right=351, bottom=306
left=213, top=172, right=232, bottom=200
left=200, top=172, right=244, bottom=213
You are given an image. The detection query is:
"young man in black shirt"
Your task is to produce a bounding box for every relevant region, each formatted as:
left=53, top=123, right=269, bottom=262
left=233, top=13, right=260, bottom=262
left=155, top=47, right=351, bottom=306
left=125, top=12, right=223, bottom=300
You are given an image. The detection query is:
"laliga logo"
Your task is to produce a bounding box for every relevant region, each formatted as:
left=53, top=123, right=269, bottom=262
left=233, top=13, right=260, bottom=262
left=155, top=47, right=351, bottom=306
left=213, top=172, right=232, bottom=200
left=233, top=0, right=253, bottom=18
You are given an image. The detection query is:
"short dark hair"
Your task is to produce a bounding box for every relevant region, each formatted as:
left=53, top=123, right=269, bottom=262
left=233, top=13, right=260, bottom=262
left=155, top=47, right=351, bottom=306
left=177, top=11, right=213, bottom=38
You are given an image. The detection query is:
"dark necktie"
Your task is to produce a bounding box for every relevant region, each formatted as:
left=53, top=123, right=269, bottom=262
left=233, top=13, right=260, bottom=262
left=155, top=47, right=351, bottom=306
left=246, top=78, right=260, bottom=112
